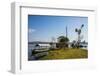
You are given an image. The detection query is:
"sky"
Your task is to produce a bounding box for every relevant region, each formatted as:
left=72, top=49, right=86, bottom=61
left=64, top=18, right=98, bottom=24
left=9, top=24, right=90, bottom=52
left=28, top=15, right=88, bottom=42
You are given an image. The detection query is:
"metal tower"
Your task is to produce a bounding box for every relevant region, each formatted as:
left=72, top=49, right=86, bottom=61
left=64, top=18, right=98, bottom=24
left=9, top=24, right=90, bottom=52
left=66, top=26, right=68, bottom=38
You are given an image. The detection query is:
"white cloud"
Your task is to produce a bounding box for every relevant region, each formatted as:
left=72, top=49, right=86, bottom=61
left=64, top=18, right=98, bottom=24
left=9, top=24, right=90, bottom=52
left=28, top=28, right=36, bottom=33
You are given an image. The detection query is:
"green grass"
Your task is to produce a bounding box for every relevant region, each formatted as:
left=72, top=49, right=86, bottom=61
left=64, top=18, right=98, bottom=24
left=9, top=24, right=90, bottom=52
left=39, top=48, right=88, bottom=60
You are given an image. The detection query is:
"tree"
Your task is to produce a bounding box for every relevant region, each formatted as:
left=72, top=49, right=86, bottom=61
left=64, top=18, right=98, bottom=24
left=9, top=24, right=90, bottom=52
left=57, top=36, right=69, bottom=49
left=75, top=24, right=84, bottom=48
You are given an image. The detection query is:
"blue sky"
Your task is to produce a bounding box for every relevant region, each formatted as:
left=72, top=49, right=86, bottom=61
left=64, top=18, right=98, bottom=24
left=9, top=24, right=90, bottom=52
left=28, top=15, right=88, bottom=42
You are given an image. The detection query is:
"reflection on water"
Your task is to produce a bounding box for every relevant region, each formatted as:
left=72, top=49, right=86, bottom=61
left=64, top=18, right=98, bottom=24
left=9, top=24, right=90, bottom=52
left=28, top=44, right=50, bottom=60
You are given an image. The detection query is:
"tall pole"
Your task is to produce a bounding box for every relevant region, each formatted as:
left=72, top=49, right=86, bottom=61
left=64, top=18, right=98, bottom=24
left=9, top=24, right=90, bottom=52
left=66, top=26, right=68, bottom=38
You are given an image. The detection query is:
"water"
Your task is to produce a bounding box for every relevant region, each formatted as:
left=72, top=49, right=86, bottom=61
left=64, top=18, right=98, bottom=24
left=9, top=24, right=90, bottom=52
left=28, top=44, right=35, bottom=58
left=81, top=44, right=88, bottom=50
left=28, top=44, right=50, bottom=60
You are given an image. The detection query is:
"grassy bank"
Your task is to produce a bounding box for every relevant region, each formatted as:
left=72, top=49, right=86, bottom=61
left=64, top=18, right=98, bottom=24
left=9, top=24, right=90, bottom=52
left=39, top=48, right=88, bottom=60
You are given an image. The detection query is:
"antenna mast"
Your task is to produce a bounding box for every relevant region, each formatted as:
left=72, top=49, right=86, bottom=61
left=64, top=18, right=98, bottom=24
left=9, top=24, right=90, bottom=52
left=66, top=26, right=68, bottom=38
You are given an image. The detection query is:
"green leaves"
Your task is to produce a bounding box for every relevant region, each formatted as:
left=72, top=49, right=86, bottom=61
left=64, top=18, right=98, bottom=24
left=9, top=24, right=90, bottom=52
left=57, top=36, right=69, bottom=43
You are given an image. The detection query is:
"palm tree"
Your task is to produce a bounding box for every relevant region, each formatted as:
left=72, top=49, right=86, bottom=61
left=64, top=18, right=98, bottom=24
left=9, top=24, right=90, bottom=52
left=57, top=36, right=69, bottom=49
left=75, top=24, right=84, bottom=48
